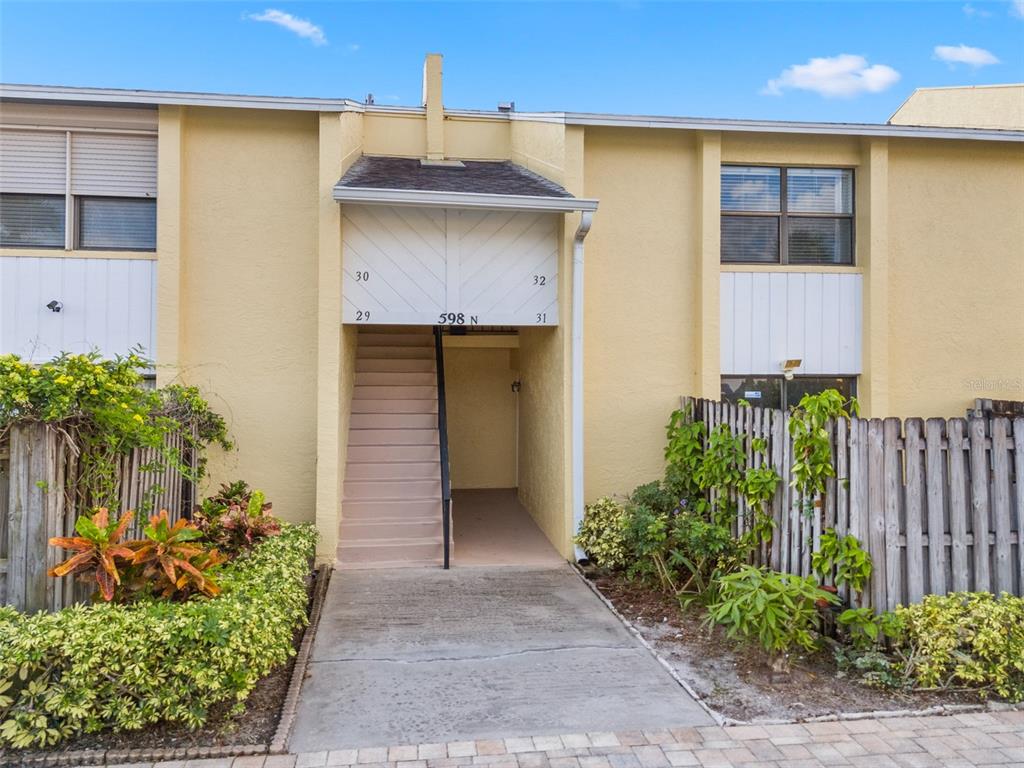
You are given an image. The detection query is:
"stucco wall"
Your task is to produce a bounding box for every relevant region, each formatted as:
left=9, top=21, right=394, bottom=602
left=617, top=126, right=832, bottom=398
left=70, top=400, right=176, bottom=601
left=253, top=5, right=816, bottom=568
left=890, top=85, right=1024, bottom=131
left=517, top=326, right=570, bottom=557
left=886, top=138, right=1024, bottom=416
left=179, top=107, right=319, bottom=523
left=580, top=127, right=701, bottom=501
left=445, top=346, right=518, bottom=489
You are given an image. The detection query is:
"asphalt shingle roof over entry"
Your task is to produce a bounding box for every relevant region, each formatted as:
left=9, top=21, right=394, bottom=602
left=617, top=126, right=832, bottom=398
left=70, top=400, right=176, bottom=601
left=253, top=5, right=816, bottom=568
left=336, top=156, right=574, bottom=198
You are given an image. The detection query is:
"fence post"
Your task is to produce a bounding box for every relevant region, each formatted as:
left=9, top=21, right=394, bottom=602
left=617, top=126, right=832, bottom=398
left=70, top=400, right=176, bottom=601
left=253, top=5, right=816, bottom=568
left=969, top=417, right=992, bottom=592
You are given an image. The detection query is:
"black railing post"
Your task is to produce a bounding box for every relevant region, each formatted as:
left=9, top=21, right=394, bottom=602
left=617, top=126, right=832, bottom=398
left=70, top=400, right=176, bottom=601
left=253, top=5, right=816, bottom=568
left=433, top=326, right=452, bottom=569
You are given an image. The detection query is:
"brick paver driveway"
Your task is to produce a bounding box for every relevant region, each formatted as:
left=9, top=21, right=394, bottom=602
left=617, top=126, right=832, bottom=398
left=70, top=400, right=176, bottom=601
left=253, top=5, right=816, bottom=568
left=107, top=709, right=1024, bottom=768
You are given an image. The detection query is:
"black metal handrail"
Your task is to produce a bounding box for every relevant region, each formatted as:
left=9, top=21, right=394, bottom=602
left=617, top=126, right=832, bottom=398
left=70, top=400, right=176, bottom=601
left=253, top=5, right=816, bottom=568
left=433, top=326, right=452, bottom=569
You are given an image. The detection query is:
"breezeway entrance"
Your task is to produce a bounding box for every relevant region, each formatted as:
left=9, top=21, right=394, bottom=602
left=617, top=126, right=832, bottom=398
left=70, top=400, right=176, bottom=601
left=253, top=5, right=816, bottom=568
left=288, top=564, right=712, bottom=751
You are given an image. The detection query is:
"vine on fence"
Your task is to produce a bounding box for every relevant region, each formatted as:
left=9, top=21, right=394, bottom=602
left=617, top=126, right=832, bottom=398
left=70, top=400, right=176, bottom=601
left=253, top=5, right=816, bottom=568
left=0, top=351, right=232, bottom=515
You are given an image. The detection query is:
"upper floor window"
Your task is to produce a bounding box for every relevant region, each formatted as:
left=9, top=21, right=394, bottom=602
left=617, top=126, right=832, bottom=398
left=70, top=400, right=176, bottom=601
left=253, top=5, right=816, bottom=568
left=721, top=166, right=854, bottom=265
left=0, top=130, right=157, bottom=251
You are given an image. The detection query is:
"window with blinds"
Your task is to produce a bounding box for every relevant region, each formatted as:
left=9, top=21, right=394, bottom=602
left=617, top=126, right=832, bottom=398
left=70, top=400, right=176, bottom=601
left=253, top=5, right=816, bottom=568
left=0, top=128, right=157, bottom=251
left=721, top=166, right=853, bottom=265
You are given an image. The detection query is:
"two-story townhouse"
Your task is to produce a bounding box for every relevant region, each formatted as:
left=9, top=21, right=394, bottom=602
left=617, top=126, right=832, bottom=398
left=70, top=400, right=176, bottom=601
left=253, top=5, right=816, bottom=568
left=1, top=57, right=1021, bottom=568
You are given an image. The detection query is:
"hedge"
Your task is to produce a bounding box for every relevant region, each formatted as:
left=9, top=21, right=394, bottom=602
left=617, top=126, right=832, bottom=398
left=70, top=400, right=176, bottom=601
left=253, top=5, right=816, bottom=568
left=0, top=524, right=317, bottom=749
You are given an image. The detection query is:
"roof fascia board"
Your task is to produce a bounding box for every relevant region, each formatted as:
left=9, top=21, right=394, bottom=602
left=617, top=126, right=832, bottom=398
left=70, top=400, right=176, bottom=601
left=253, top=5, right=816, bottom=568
left=3, top=84, right=1020, bottom=141
left=333, top=186, right=599, bottom=212
left=560, top=112, right=1024, bottom=142
left=0, top=84, right=361, bottom=112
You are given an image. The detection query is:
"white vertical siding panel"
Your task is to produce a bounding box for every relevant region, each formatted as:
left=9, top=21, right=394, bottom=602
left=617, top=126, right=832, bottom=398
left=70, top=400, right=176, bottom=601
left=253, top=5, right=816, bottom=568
left=768, top=273, right=788, bottom=376
left=750, top=273, right=772, bottom=374
left=60, top=258, right=88, bottom=354
left=82, top=260, right=108, bottom=357
left=721, top=271, right=863, bottom=375
left=104, top=262, right=131, bottom=355
left=0, top=257, right=155, bottom=362
left=786, top=273, right=805, bottom=372
left=719, top=274, right=735, bottom=374
left=802, top=272, right=824, bottom=374
left=820, top=274, right=841, bottom=373
left=839, top=274, right=863, bottom=373
left=733, top=272, right=753, bottom=374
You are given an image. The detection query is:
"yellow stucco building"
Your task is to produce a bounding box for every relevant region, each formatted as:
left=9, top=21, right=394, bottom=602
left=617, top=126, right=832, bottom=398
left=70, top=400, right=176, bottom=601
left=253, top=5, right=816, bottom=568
left=1, top=59, right=1021, bottom=566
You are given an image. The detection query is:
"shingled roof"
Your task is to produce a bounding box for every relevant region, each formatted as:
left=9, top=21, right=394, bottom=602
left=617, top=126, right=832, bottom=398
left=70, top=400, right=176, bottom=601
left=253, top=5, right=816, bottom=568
left=333, top=156, right=598, bottom=212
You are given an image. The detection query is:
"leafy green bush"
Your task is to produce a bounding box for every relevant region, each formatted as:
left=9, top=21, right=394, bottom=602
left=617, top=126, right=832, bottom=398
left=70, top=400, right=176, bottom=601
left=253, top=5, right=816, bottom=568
left=707, top=565, right=838, bottom=659
left=0, top=524, right=316, bottom=748
left=812, top=529, right=873, bottom=596
left=887, top=592, right=1024, bottom=701
left=575, top=497, right=627, bottom=569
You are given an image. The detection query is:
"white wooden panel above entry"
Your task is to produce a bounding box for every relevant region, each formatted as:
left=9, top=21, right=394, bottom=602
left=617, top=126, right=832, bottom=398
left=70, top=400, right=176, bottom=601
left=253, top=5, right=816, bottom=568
left=720, top=271, right=862, bottom=375
left=342, top=205, right=559, bottom=326
left=0, top=256, right=156, bottom=364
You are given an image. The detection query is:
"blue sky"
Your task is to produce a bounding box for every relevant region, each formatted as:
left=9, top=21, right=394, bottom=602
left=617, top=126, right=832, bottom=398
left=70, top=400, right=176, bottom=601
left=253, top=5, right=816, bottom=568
left=1, top=1, right=1022, bottom=123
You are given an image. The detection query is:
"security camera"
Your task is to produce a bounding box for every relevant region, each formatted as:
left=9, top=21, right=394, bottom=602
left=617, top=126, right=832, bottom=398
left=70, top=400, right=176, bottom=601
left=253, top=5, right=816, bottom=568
left=46, top=300, right=63, bottom=313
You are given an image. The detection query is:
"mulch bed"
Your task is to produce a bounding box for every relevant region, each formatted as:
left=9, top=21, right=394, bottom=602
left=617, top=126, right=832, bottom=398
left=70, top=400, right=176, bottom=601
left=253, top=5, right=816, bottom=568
left=587, top=568, right=985, bottom=722
left=7, top=568, right=320, bottom=762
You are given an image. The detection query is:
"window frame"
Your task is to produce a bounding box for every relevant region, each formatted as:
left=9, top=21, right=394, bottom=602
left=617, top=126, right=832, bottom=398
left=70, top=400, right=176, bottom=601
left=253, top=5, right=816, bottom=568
left=720, top=374, right=858, bottom=411
left=721, top=164, right=856, bottom=266
left=75, top=195, right=157, bottom=252
left=0, top=128, right=157, bottom=253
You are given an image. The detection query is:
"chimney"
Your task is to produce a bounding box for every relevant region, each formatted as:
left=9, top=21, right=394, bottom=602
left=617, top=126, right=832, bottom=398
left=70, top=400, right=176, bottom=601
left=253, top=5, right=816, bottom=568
left=422, top=53, right=444, bottom=161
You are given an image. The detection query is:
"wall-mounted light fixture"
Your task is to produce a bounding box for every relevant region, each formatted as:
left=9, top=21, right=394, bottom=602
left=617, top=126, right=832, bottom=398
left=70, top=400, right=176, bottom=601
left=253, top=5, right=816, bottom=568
left=780, top=358, right=802, bottom=381
left=46, top=300, right=63, bottom=313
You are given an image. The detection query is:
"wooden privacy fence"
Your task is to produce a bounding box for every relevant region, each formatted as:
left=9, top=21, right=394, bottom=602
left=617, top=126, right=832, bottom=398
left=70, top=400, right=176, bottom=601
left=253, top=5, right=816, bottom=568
left=0, top=423, right=197, bottom=613
left=681, top=396, right=1024, bottom=611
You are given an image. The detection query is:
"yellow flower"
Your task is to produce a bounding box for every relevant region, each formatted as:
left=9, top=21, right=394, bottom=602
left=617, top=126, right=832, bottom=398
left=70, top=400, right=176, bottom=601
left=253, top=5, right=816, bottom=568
left=133, top=414, right=144, bottom=423
left=120, top=403, right=129, bottom=409
left=89, top=388, right=99, bottom=395
left=30, top=369, right=40, bottom=376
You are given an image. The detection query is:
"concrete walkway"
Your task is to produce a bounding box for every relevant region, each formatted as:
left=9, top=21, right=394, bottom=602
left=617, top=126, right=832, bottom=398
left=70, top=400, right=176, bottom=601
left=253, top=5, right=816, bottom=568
left=108, top=709, right=1024, bottom=767
left=288, top=565, right=712, bottom=752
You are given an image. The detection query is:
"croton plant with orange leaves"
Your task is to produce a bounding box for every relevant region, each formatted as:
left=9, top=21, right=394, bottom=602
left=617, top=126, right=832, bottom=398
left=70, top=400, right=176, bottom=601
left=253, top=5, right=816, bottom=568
left=48, top=508, right=227, bottom=603
left=48, top=508, right=137, bottom=601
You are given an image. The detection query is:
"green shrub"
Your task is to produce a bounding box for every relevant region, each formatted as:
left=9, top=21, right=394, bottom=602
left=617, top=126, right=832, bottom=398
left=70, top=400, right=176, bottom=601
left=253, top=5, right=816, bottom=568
left=0, top=524, right=317, bottom=748
left=575, top=497, right=627, bottom=569
left=628, top=481, right=677, bottom=516
left=888, top=592, right=1024, bottom=701
left=812, top=529, right=873, bottom=596
left=707, top=565, right=837, bottom=659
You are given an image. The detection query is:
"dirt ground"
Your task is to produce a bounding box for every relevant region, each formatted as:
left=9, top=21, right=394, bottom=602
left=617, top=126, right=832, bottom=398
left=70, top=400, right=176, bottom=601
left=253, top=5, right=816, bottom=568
left=588, top=570, right=982, bottom=722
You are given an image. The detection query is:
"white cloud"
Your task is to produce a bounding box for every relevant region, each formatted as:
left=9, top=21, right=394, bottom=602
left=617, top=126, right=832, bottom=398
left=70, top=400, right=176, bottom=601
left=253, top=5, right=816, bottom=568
left=1012, top=0, right=1024, bottom=17
left=762, top=54, right=901, bottom=98
left=962, top=3, right=993, bottom=17
left=934, top=44, right=1000, bottom=66
left=248, top=9, right=327, bottom=46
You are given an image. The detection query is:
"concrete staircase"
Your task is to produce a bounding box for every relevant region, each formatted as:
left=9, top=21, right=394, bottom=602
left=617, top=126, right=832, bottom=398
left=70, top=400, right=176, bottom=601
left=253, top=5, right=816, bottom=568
left=338, top=329, right=445, bottom=568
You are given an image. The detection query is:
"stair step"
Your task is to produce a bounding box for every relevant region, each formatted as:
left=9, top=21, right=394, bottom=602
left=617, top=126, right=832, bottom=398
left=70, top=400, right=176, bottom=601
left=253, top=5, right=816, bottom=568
left=337, top=537, right=443, bottom=565
left=350, top=413, right=438, bottom=430
left=340, top=518, right=442, bottom=540
left=336, top=558, right=442, bottom=570
left=348, top=428, right=439, bottom=447
left=355, top=371, right=436, bottom=386
left=358, top=346, right=434, bottom=359
left=356, top=358, right=436, bottom=373
left=357, top=333, right=434, bottom=347
left=345, top=460, right=440, bottom=480
left=342, top=498, right=443, bottom=518
left=353, top=385, right=437, bottom=400
left=351, top=399, right=438, bottom=415
left=345, top=478, right=441, bottom=499
left=347, top=444, right=439, bottom=463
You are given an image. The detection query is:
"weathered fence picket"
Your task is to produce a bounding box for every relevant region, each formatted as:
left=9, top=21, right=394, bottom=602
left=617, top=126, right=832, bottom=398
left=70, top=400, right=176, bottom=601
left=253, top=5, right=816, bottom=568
left=680, top=396, right=1023, bottom=608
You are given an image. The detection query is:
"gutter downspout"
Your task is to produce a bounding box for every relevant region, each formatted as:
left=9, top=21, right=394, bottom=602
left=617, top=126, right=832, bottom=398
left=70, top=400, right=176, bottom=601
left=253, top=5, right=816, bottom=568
left=572, top=210, right=594, bottom=562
